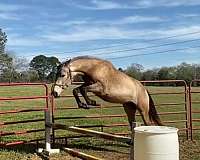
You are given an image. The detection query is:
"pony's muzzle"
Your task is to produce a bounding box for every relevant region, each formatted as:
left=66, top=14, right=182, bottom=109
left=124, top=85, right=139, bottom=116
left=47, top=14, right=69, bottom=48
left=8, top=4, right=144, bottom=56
left=51, top=91, right=59, bottom=98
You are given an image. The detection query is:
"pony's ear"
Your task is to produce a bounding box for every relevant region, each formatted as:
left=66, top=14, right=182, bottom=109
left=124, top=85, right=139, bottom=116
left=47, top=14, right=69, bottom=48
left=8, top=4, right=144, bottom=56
left=56, top=62, right=61, bottom=66
left=64, top=59, right=71, bottom=66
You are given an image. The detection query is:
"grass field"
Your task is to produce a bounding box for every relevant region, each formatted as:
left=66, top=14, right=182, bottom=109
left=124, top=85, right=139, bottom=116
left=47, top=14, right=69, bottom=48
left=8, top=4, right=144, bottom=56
left=0, top=83, right=200, bottom=159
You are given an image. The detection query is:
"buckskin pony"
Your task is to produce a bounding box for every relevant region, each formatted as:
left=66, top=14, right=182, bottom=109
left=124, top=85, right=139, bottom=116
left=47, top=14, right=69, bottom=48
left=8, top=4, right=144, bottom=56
left=51, top=56, right=162, bottom=129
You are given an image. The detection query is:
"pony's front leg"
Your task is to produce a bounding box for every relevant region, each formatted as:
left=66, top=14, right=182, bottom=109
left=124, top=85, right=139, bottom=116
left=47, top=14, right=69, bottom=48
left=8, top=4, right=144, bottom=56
left=80, top=85, right=99, bottom=106
left=73, top=87, right=89, bottom=109
left=80, top=82, right=105, bottom=108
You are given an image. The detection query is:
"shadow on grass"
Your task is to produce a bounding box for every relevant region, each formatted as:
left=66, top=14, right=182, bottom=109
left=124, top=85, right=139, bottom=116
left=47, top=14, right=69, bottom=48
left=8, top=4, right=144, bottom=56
left=0, top=136, right=130, bottom=156
left=0, top=138, right=129, bottom=159
left=0, top=142, right=52, bottom=160
left=0, top=143, right=39, bottom=154
left=53, top=137, right=129, bottom=155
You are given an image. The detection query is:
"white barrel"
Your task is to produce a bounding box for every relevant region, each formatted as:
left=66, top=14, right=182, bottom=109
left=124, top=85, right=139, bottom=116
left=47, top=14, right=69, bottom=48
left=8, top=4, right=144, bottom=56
left=134, top=126, right=179, bottom=160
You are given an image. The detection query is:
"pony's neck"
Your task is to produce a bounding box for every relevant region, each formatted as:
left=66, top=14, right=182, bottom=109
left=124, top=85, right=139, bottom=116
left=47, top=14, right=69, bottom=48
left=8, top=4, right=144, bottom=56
left=69, top=59, right=98, bottom=73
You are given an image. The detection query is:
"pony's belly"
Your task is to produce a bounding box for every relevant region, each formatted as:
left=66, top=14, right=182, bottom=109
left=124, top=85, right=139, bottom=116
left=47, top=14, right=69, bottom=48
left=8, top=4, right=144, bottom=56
left=96, top=93, right=134, bottom=104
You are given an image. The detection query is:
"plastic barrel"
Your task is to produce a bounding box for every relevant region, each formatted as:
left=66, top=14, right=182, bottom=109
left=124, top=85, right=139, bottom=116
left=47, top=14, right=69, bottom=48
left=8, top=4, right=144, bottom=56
left=134, top=126, right=179, bottom=160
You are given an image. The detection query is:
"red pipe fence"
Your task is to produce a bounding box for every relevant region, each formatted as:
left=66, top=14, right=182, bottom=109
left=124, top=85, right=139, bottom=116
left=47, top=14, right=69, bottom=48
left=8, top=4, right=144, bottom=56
left=0, top=83, right=49, bottom=146
left=0, top=80, right=200, bottom=148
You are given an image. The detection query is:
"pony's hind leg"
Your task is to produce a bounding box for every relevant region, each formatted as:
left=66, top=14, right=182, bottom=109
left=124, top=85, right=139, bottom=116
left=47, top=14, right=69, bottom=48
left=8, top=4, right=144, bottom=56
left=139, top=110, right=151, bottom=126
left=137, top=96, right=152, bottom=126
left=123, top=102, right=137, bottom=131
left=123, top=102, right=137, bottom=160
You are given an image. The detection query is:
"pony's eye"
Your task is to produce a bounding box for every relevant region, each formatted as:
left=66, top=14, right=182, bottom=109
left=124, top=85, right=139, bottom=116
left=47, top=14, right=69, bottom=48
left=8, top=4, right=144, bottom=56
left=61, top=75, right=65, bottom=77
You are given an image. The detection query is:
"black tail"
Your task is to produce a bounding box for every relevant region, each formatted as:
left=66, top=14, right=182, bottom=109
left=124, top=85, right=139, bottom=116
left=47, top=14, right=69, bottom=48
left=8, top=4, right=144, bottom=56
left=147, top=92, right=163, bottom=126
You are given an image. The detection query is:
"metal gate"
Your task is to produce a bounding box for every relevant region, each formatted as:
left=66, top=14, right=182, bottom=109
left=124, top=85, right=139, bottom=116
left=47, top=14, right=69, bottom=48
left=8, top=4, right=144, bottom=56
left=189, top=80, right=200, bottom=140
left=0, top=83, right=49, bottom=146
left=0, top=80, right=197, bottom=148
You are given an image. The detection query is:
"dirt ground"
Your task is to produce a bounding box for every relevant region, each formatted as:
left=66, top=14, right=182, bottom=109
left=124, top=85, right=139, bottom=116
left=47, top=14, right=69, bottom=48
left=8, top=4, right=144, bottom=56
left=52, top=140, right=200, bottom=160
left=0, top=139, right=200, bottom=160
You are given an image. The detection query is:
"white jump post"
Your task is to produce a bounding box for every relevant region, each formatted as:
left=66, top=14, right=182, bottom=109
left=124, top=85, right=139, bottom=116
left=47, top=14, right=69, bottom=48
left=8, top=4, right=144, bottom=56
left=40, top=109, right=104, bottom=159
left=37, top=109, right=60, bottom=155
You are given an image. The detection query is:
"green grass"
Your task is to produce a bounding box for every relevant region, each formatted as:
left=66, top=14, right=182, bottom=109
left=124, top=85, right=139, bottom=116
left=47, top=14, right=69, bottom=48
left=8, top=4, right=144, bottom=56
left=0, top=84, right=200, bottom=159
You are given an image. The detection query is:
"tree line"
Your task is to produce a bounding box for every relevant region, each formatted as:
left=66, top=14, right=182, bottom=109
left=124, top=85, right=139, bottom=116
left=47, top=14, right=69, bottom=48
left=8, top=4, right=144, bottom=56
left=1, top=28, right=200, bottom=84
left=123, top=63, right=200, bottom=85
left=0, top=29, right=60, bottom=82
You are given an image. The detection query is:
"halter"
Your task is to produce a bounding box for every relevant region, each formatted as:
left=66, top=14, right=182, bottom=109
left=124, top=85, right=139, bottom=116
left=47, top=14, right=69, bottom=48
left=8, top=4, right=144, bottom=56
left=54, top=65, right=73, bottom=89
left=53, top=83, right=66, bottom=89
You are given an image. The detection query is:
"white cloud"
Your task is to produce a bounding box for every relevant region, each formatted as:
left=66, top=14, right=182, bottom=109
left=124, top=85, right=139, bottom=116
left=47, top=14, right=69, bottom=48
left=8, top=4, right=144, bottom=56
left=0, top=3, right=27, bottom=21
left=61, top=20, right=89, bottom=26
left=158, top=0, right=200, bottom=7
left=59, top=15, right=164, bottom=28
left=89, top=0, right=126, bottom=10
left=42, top=24, right=200, bottom=43
left=40, top=15, right=164, bottom=43
left=68, top=0, right=134, bottom=10
left=70, top=0, right=200, bottom=10
left=133, top=0, right=200, bottom=8
left=42, top=26, right=128, bottom=42
left=0, top=3, right=26, bottom=12
left=8, top=38, right=42, bottom=47
left=178, top=13, right=200, bottom=18
left=151, top=25, right=200, bottom=40
left=116, top=16, right=164, bottom=24
left=0, top=13, right=21, bottom=20
left=7, top=34, right=44, bottom=47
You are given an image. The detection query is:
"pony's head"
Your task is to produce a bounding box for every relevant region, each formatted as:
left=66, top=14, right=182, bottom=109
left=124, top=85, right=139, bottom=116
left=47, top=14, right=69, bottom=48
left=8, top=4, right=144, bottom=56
left=51, top=60, right=72, bottom=97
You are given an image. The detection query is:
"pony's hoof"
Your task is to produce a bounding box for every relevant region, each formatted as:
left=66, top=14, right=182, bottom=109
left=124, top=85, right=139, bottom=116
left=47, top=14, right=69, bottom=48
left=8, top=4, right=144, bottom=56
left=78, top=103, right=90, bottom=109
left=90, top=100, right=99, bottom=106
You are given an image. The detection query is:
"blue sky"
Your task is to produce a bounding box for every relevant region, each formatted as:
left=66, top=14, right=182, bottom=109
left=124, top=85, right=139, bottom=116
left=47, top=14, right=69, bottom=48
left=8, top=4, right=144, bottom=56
left=1, top=0, right=200, bottom=69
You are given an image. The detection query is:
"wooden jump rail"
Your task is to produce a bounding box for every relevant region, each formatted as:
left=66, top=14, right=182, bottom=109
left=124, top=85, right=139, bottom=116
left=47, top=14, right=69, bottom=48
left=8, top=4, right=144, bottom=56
left=63, top=148, right=103, bottom=160
left=52, top=123, right=132, bottom=145
left=38, top=109, right=134, bottom=159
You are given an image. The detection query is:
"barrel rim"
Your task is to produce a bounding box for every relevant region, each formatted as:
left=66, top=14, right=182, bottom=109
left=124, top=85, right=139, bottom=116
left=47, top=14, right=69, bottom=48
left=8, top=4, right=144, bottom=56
left=134, top=126, right=178, bottom=134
